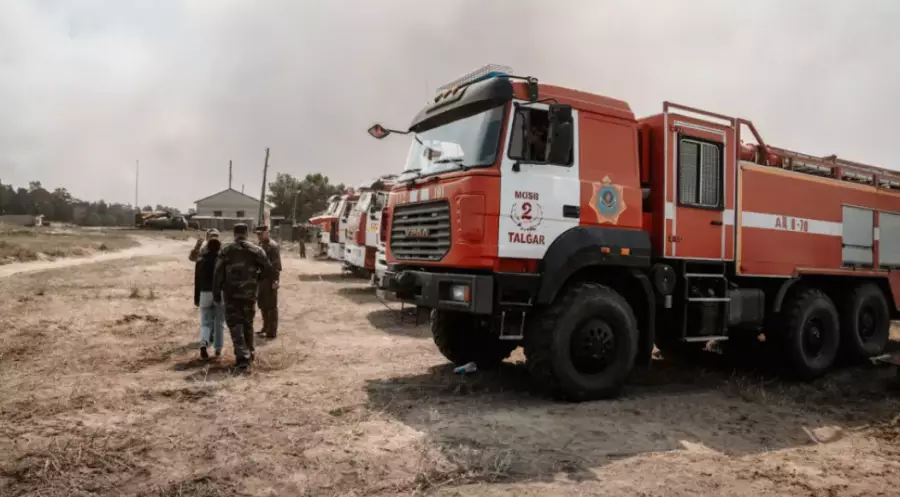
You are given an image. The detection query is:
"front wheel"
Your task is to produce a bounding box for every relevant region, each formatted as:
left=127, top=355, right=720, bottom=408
left=524, top=283, right=638, bottom=401
left=430, top=310, right=517, bottom=369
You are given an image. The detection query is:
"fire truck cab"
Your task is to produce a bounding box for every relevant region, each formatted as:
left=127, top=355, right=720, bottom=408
left=369, top=65, right=900, bottom=401
left=343, top=175, right=396, bottom=277
left=309, top=195, right=341, bottom=257
left=326, top=192, right=358, bottom=261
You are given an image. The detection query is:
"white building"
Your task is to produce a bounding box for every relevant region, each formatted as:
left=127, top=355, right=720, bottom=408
left=193, top=188, right=273, bottom=230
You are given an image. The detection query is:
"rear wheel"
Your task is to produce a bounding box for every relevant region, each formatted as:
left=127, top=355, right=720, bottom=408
left=430, top=310, right=517, bottom=369
left=524, top=283, right=638, bottom=401
left=839, top=283, right=890, bottom=362
left=780, top=288, right=840, bottom=380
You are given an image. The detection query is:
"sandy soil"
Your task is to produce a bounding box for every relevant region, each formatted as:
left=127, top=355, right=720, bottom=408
left=0, top=240, right=898, bottom=496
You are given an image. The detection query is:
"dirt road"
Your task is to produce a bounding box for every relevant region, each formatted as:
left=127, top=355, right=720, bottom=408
left=1, top=243, right=898, bottom=496
left=0, top=237, right=183, bottom=279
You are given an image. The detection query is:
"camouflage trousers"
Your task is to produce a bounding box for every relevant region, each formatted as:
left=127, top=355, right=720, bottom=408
left=224, top=298, right=256, bottom=362
left=257, top=282, right=279, bottom=338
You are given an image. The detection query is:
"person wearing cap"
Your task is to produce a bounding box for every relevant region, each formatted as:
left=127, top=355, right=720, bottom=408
left=189, top=228, right=220, bottom=262
left=254, top=224, right=282, bottom=339
left=193, top=230, right=224, bottom=359
left=213, top=223, right=272, bottom=370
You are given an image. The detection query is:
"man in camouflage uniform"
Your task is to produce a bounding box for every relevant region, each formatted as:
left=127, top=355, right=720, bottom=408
left=254, top=225, right=282, bottom=338
left=213, top=223, right=272, bottom=370
left=297, top=224, right=307, bottom=258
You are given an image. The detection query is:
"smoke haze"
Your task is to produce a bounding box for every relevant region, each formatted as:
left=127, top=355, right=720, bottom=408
left=1, top=0, right=898, bottom=209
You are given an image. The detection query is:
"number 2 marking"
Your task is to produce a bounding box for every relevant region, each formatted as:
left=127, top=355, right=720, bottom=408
left=521, top=202, right=532, bottom=220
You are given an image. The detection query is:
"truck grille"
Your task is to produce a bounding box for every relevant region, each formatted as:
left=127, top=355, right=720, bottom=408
left=390, top=200, right=451, bottom=261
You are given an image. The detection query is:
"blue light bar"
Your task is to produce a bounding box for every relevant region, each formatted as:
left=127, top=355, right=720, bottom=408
left=435, top=64, right=513, bottom=93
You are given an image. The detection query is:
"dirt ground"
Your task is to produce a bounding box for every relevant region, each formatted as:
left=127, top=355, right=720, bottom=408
left=1, top=236, right=898, bottom=497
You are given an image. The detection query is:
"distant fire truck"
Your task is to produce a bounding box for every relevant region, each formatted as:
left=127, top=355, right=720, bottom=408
left=343, top=175, right=397, bottom=277
left=369, top=65, right=900, bottom=401
left=309, top=195, right=341, bottom=257
left=326, top=192, right=358, bottom=261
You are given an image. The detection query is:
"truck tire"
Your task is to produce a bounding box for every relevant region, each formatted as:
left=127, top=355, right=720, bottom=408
left=781, top=288, right=840, bottom=380
left=430, top=310, right=517, bottom=369
left=839, top=283, right=890, bottom=362
left=524, top=283, right=638, bottom=401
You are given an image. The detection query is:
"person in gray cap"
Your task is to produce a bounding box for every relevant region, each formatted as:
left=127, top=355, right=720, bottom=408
left=193, top=229, right=224, bottom=359
left=213, top=223, right=272, bottom=371
left=254, top=224, right=282, bottom=339
left=189, top=228, right=220, bottom=262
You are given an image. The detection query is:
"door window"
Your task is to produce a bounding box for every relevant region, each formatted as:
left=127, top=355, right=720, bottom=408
left=508, top=107, right=573, bottom=166
left=678, top=138, right=722, bottom=209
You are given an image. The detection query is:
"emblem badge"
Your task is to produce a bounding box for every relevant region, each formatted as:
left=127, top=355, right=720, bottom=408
left=592, top=176, right=626, bottom=224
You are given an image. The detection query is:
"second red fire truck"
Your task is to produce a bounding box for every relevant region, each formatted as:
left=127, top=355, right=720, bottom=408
left=343, top=175, right=396, bottom=277
left=369, top=65, right=900, bottom=401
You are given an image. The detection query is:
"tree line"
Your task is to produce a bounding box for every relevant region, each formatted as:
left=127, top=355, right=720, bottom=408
left=266, top=172, right=346, bottom=222
left=0, top=179, right=180, bottom=227
left=1, top=171, right=347, bottom=227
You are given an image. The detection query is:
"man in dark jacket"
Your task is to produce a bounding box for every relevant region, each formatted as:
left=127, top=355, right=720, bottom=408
left=213, top=223, right=272, bottom=370
left=194, top=232, right=224, bottom=359
left=254, top=225, right=282, bottom=339
left=189, top=228, right=220, bottom=262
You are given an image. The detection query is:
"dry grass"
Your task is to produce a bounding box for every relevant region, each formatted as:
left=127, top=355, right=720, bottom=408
left=0, top=249, right=899, bottom=497
left=0, top=227, right=139, bottom=265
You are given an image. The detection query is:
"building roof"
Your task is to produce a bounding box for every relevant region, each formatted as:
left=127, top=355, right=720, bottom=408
left=193, top=188, right=273, bottom=209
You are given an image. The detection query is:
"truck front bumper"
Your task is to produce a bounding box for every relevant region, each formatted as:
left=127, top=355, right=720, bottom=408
left=382, top=269, right=494, bottom=315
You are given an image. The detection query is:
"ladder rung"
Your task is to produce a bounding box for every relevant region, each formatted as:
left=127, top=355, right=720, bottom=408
left=688, top=297, right=730, bottom=302
left=685, top=273, right=727, bottom=278
left=682, top=335, right=729, bottom=343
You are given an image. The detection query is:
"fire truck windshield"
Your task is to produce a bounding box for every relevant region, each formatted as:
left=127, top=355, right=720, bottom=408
left=355, top=192, right=373, bottom=212
left=401, top=105, right=504, bottom=180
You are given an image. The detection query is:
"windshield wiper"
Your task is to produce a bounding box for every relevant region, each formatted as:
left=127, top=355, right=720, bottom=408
left=432, top=157, right=471, bottom=171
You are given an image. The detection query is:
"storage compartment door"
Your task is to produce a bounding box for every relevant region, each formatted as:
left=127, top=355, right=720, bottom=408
left=879, top=212, right=900, bottom=268
left=842, top=206, right=873, bottom=267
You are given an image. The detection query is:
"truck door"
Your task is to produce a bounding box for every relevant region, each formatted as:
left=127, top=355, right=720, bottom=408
left=498, top=102, right=581, bottom=259
left=367, top=192, right=385, bottom=247
left=666, top=119, right=734, bottom=261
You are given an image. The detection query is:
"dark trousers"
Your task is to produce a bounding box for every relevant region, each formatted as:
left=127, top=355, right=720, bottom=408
left=225, top=298, right=256, bottom=361
left=257, top=282, right=279, bottom=338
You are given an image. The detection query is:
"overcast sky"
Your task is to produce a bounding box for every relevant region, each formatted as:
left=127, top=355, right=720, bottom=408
left=1, top=0, right=898, bottom=210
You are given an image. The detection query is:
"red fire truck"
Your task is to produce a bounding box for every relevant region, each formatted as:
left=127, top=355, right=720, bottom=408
left=343, top=175, right=397, bottom=277
left=368, top=65, right=900, bottom=401
left=326, top=192, right=358, bottom=261
left=309, top=195, right=341, bottom=257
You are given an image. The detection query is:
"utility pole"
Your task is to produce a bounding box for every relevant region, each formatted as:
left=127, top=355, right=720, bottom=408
left=228, top=160, right=233, bottom=189
left=135, top=160, right=139, bottom=210
left=257, top=148, right=269, bottom=226
left=291, top=186, right=299, bottom=224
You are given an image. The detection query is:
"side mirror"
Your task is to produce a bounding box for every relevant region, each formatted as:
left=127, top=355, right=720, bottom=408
left=546, top=104, right=574, bottom=164
left=368, top=124, right=391, bottom=140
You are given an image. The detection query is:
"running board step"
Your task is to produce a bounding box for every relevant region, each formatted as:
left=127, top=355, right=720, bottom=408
left=685, top=273, right=727, bottom=278
left=681, top=335, right=729, bottom=343
left=688, top=297, right=731, bottom=302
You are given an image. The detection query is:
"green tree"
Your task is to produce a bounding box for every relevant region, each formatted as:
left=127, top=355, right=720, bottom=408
left=268, top=173, right=345, bottom=222
left=84, top=212, right=102, bottom=226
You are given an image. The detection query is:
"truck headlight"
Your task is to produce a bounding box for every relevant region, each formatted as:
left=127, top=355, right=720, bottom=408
left=449, top=284, right=470, bottom=303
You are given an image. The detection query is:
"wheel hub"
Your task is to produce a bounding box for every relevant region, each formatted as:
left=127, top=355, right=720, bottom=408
left=571, top=319, right=616, bottom=375
left=858, top=306, right=877, bottom=341
left=802, top=317, right=826, bottom=358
